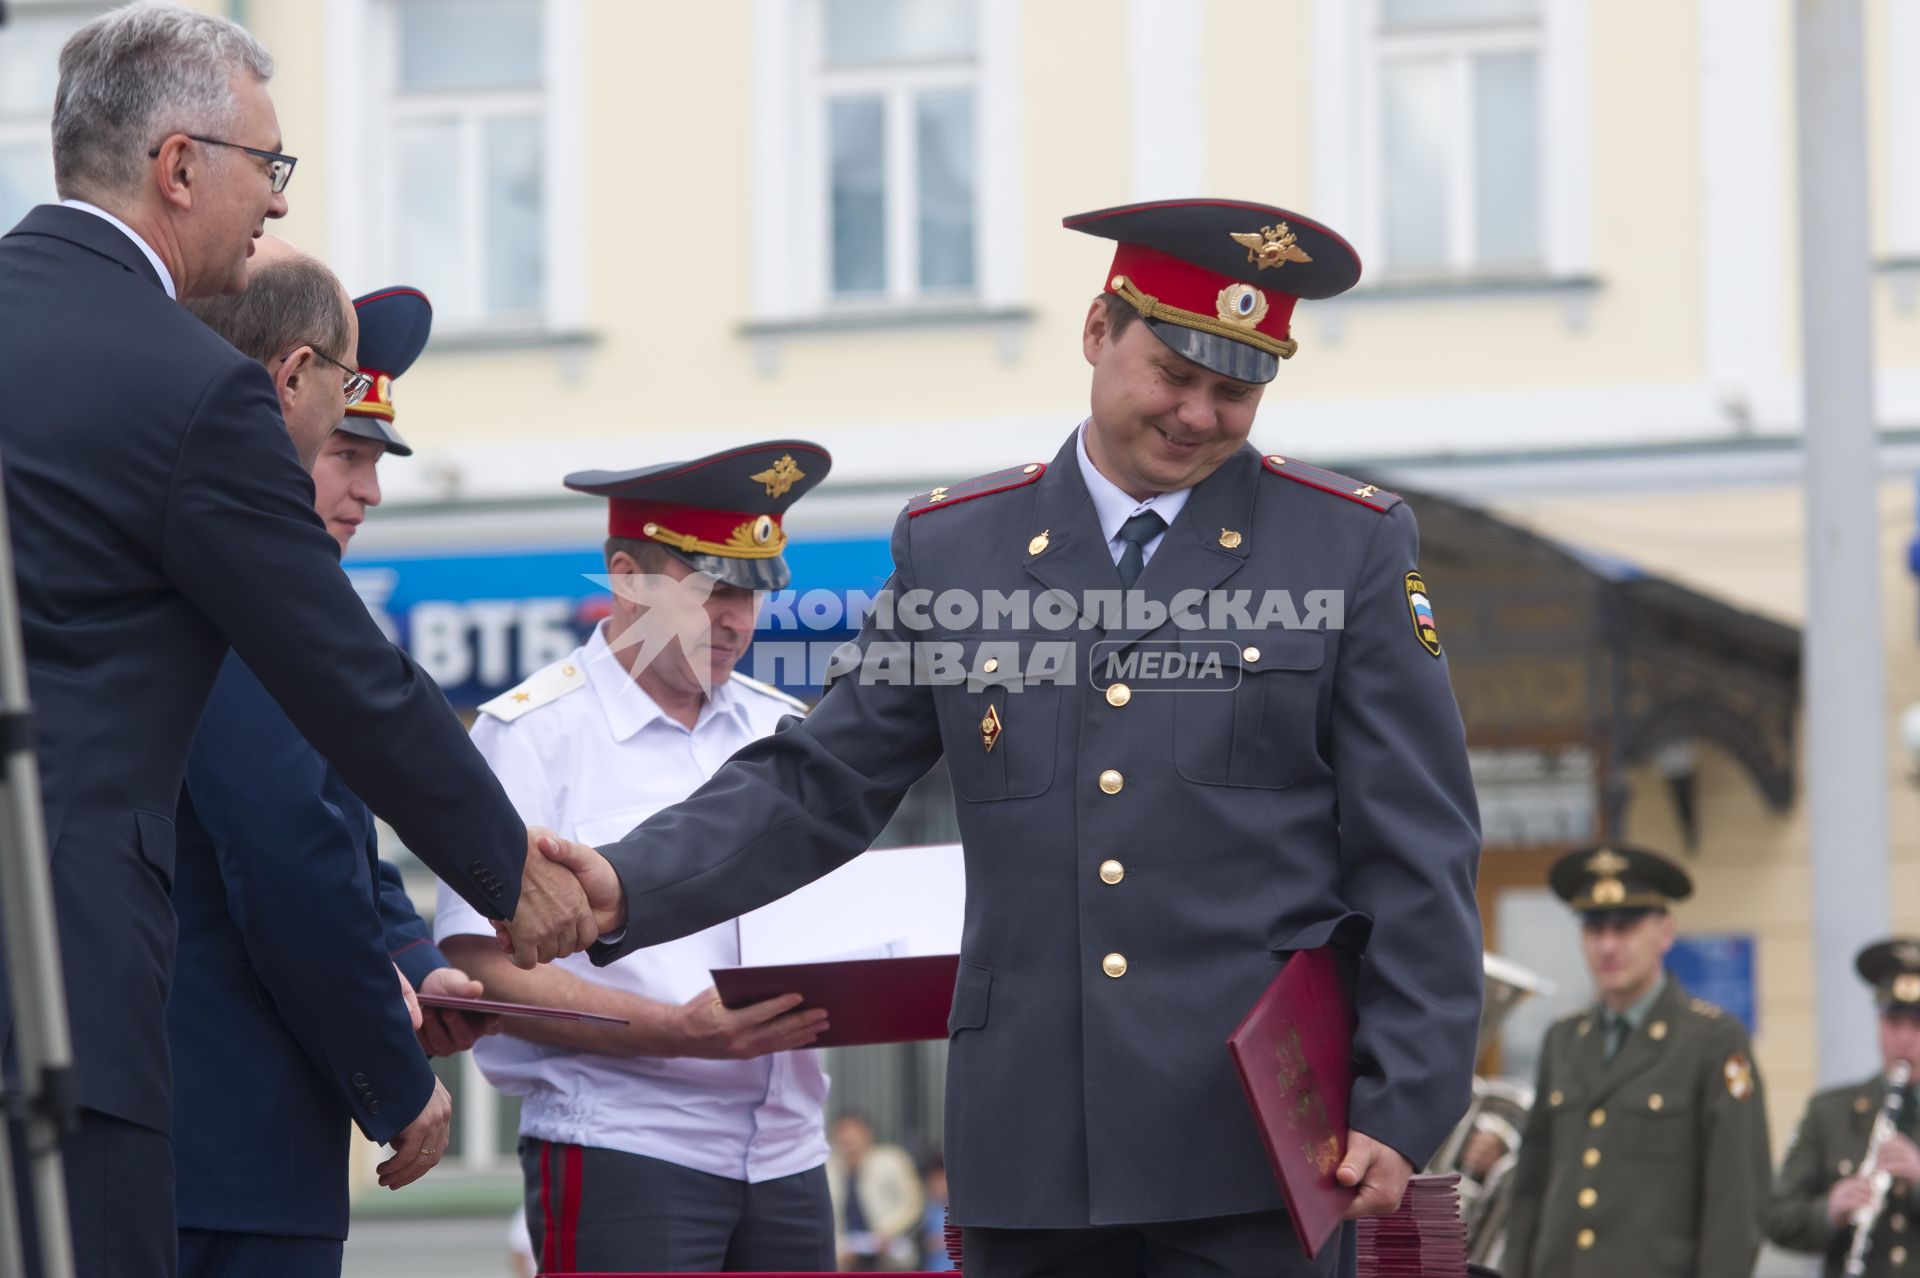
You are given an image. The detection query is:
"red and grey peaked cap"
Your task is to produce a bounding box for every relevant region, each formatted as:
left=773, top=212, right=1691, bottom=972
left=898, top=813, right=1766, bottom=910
left=564, top=440, right=832, bottom=591
left=339, top=286, right=431, bottom=457
left=1065, top=198, right=1363, bottom=384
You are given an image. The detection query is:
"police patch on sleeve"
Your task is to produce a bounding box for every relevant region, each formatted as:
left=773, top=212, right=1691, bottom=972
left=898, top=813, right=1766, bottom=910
left=1405, top=571, right=1441, bottom=657
left=1724, top=1052, right=1753, bottom=1100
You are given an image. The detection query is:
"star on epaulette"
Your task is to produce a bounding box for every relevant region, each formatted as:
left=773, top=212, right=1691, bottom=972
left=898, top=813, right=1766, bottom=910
left=906, top=462, right=1046, bottom=518
left=1260, top=454, right=1403, bottom=513
left=477, top=659, right=588, bottom=723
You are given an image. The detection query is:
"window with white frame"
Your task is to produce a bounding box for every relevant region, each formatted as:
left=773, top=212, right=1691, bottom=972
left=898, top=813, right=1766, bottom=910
left=1373, top=0, right=1543, bottom=277
left=0, top=2, right=110, bottom=230
left=815, top=0, right=980, bottom=304
left=376, top=0, right=547, bottom=331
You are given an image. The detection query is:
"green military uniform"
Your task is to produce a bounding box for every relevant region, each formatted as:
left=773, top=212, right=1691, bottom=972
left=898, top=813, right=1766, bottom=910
left=1502, top=847, right=1772, bottom=1278
left=1767, top=938, right=1920, bottom=1277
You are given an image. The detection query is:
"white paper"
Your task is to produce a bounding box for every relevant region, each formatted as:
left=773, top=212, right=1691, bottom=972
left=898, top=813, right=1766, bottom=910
left=735, top=842, right=965, bottom=966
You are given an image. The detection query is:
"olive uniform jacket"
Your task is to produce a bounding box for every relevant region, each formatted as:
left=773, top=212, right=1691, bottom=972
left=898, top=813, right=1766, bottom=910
left=1767, top=1075, right=1920, bottom=1278
left=1503, top=976, right=1772, bottom=1278
left=590, top=432, right=1484, bottom=1247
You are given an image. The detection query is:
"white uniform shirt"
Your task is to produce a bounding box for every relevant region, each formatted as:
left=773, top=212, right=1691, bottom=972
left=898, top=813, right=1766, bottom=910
left=435, top=624, right=829, bottom=1182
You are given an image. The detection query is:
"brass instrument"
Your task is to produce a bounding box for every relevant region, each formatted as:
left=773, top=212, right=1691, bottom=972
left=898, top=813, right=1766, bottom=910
left=1843, top=1059, right=1914, bottom=1278
left=1428, top=953, right=1555, bottom=1268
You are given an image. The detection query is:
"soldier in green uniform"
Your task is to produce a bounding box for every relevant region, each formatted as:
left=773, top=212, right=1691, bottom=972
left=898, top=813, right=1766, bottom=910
left=1767, top=939, right=1920, bottom=1277
left=1502, top=846, right=1772, bottom=1278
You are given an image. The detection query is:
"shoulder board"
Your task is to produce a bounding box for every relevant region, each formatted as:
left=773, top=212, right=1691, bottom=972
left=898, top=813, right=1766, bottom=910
left=1687, top=996, right=1726, bottom=1020
left=1261, top=454, right=1402, bottom=513
left=729, top=672, right=811, bottom=715
left=907, top=462, right=1046, bottom=518
left=477, top=658, right=588, bottom=723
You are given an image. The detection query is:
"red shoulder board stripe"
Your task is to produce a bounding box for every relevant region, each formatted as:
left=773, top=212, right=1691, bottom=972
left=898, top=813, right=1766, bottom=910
left=907, top=463, right=1046, bottom=517
left=1260, top=454, right=1401, bottom=512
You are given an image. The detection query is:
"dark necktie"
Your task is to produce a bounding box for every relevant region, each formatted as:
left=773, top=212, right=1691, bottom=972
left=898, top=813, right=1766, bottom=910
left=1116, top=510, right=1167, bottom=589
left=1603, top=1013, right=1627, bottom=1063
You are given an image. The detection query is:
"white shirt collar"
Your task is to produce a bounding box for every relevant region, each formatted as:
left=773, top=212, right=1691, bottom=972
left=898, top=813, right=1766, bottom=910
left=581, top=621, right=751, bottom=742
left=60, top=199, right=177, bottom=300
left=1075, top=420, right=1192, bottom=550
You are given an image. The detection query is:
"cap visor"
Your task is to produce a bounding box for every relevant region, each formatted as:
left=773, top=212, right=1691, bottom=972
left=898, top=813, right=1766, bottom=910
left=1145, top=318, right=1279, bottom=384
left=336, top=415, right=413, bottom=457
left=667, top=548, right=791, bottom=591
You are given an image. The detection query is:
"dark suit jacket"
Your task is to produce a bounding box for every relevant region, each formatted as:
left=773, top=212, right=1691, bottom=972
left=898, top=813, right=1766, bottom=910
left=0, top=204, right=522, bottom=1135
left=592, top=435, right=1484, bottom=1235
left=169, top=653, right=451, bottom=1239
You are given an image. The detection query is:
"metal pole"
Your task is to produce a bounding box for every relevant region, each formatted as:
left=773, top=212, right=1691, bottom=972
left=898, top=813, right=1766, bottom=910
left=0, top=456, right=76, bottom=1278
left=1796, top=0, right=1889, bottom=1086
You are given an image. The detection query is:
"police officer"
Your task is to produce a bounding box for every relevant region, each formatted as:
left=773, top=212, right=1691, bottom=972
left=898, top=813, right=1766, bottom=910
left=1502, top=846, right=1772, bottom=1278
left=549, top=199, right=1485, bottom=1276
left=436, top=443, right=838, bottom=1274
left=1767, top=939, right=1920, bottom=1277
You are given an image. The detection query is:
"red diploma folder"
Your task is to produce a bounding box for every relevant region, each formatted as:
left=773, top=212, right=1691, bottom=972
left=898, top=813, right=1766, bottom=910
left=711, top=954, right=960, bottom=1047
left=415, top=993, right=628, bottom=1027
left=1226, top=945, right=1359, bottom=1259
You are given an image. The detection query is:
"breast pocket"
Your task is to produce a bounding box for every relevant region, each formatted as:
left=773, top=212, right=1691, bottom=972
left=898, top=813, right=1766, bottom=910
left=926, top=635, right=1064, bottom=802
left=1616, top=1087, right=1695, bottom=1161
left=1173, top=630, right=1326, bottom=789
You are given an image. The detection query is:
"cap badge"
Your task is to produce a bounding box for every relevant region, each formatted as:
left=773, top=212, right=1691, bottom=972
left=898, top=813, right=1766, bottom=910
left=1895, top=974, right=1920, bottom=1003
left=1219, top=528, right=1243, bottom=549
left=376, top=374, right=393, bottom=404
left=751, top=453, right=807, bottom=499
left=1230, top=222, right=1313, bottom=271
left=979, top=703, right=1003, bottom=754
left=1591, top=878, right=1627, bottom=907
left=1586, top=849, right=1631, bottom=877
left=1215, top=283, right=1270, bottom=329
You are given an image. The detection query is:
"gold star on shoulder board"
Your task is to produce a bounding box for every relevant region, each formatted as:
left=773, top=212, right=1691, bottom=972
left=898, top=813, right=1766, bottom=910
left=512, top=691, right=531, bottom=703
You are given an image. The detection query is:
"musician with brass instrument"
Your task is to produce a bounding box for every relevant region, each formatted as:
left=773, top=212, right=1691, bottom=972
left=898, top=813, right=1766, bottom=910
left=1768, top=939, right=1920, bottom=1277
left=1501, top=846, right=1772, bottom=1278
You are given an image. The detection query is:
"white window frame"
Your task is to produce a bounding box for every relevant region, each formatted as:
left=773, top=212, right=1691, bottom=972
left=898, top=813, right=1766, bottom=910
left=750, top=0, right=1024, bottom=321
left=0, top=0, right=112, bottom=222
left=1312, top=0, right=1590, bottom=284
left=325, top=0, right=585, bottom=337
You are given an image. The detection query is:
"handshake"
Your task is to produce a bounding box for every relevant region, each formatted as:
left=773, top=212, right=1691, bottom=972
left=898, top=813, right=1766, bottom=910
left=491, top=828, right=630, bottom=968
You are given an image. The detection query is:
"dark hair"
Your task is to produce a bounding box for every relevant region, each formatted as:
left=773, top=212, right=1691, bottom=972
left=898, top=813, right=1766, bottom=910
left=1099, top=290, right=1141, bottom=337
left=604, top=537, right=675, bottom=573
left=184, top=254, right=350, bottom=367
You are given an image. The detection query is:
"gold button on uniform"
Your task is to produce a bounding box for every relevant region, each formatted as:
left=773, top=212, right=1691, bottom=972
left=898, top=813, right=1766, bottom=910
left=1106, top=683, right=1132, bottom=707
left=1549, top=1090, right=1564, bottom=1106
left=1649, top=1020, right=1668, bottom=1041
left=1647, top=1094, right=1664, bottom=1112
left=1840, top=1159, right=1856, bottom=1176
left=982, top=657, right=1000, bottom=674
left=1099, top=860, right=1125, bottom=884
left=1894, top=1213, right=1909, bottom=1232
left=1894, top=1245, right=1909, bottom=1265
left=1578, top=1188, right=1597, bottom=1209
left=1577, top=1229, right=1595, bottom=1250
left=1242, top=646, right=1261, bottom=664
left=1583, top=1148, right=1601, bottom=1168
left=1589, top=1108, right=1606, bottom=1128
left=1102, top=953, right=1128, bottom=978
left=1099, top=769, right=1124, bottom=794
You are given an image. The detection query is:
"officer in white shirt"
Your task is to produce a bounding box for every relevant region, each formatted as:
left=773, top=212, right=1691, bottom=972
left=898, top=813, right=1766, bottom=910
left=436, top=441, right=837, bottom=1273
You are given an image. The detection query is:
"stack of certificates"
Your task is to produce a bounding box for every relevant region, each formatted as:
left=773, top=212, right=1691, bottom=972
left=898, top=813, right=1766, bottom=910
left=1355, top=1173, right=1466, bottom=1278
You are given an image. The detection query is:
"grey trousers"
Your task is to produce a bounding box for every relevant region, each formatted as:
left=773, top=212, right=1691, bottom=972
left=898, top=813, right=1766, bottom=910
left=520, top=1138, right=834, bottom=1273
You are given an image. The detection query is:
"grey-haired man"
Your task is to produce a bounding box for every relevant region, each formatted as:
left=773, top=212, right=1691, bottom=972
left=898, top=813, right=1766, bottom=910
left=0, top=6, right=593, bottom=1274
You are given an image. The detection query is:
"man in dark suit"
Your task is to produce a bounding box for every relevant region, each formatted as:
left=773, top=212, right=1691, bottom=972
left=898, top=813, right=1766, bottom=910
left=553, top=199, right=1484, bottom=1276
left=0, top=8, right=594, bottom=1275
left=169, top=270, right=497, bottom=1278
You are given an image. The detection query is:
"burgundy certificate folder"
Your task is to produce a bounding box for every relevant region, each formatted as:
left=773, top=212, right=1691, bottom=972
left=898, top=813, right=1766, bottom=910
left=1225, top=944, right=1359, bottom=1259
left=415, top=993, right=628, bottom=1027
left=711, top=954, right=960, bottom=1047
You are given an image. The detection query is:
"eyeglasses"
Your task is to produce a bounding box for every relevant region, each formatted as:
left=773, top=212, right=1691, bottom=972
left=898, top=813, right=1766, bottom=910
left=147, top=134, right=298, bottom=193
left=282, top=346, right=373, bottom=406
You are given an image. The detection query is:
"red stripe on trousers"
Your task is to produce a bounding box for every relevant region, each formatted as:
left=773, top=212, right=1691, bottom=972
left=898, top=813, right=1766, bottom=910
left=539, top=1141, right=556, bottom=1274
left=562, top=1144, right=584, bottom=1273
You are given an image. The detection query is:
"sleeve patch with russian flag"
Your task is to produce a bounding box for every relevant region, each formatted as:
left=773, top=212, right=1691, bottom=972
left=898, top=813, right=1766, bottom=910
left=1405, top=571, right=1441, bottom=657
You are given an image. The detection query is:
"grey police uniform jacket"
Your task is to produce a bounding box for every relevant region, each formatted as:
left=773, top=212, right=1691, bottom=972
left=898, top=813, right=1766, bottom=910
left=1502, top=977, right=1772, bottom=1278
left=1768, top=1075, right=1920, bottom=1278
left=592, top=432, right=1485, bottom=1230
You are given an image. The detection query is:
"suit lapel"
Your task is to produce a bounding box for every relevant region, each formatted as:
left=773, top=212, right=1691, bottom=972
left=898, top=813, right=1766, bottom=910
left=1021, top=434, right=1126, bottom=634
left=1565, top=1007, right=1609, bottom=1102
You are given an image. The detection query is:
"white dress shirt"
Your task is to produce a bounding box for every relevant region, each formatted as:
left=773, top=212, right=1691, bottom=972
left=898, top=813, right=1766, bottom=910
left=60, top=199, right=177, bottom=299
left=436, top=623, right=829, bottom=1182
left=1075, top=420, right=1191, bottom=567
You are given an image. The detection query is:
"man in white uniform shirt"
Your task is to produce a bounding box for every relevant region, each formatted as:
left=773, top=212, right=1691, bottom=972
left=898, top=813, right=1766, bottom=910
left=436, top=441, right=836, bottom=1273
